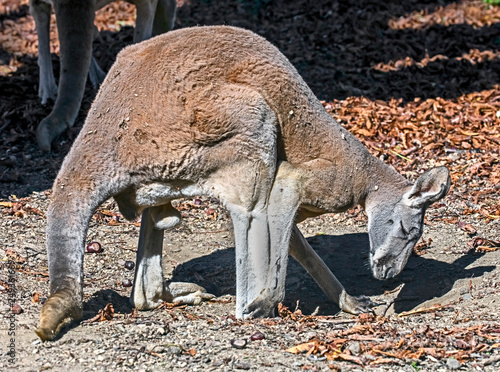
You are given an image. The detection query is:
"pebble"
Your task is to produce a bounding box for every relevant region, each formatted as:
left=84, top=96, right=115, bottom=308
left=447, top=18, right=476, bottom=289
left=233, top=361, right=251, bottom=370
left=250, top=331, right=265, bottom=341
left=304, top=331, right=317, bottom=340
left=156, top=327, right=166, bottom=335
left=11, top=303, right=23, bottom=314
left=230, top=338, right=247, bottom=349
left=348, top=341, right=361, bottom=355
left=149, top=344, right=165, bottom=353
left=446, top=357, right=461, bottom=370
left=166, top=346, right=183, bottom=355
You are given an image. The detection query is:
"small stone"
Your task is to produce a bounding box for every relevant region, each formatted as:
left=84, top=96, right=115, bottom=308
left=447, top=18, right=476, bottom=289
left=233, top=361, right=251, bottom=370
left=166, top=345, right=183, bottom=355
left=122, top=279, right=132, bottom=287
left=461, top=293, right=472, bottom=301
left=446, top=357, right=461, bottom=370
left=156, top=326, right=166, bottom=335
left=152, top=345, right=166, bottom=353
left=148, top=343, right=165, bottom=353
left=250, top=331, right=265, bottom=341
left=230, top=338, right=247, bottom=349
left=304, top=331, right=317, bottom=340
left=11, top=303, right=23, bottom=314
left=124, top=261, right=135, bottom=270
left=348, top=341, right=361, bottom=355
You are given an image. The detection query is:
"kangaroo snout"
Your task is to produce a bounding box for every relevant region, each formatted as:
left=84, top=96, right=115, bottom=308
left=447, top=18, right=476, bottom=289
left=371, top=254, right=402, bottom=280
left=372, top=261, right=397, bottom=280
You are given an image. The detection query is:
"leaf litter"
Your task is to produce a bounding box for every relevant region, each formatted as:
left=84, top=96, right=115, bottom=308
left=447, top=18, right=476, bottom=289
left=284, top=308, right=500, bottom=367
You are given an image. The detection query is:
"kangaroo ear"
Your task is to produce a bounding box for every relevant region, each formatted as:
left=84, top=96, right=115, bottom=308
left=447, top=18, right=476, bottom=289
left=404, top=166, right=451, bottom=208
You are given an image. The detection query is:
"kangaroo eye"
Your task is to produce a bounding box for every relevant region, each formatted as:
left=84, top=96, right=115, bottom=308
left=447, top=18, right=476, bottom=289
left=388, top=219, right=394, bottom=225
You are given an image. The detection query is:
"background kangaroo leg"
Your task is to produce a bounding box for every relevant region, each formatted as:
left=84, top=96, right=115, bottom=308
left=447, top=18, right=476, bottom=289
left=133, top=0, right=157, bottom=42
left=131, top=204, right=214, bottom=310
left=36, top=1, right=95, bottom=151
left=244, top=162, right=302, bottom=318
left=289, top=225, right=376, bottom=314
left=30, top=0, right=57, bottom=104
left=88, top=25, right=106, bottom=88
left=153, top=0, right=177, bottom=35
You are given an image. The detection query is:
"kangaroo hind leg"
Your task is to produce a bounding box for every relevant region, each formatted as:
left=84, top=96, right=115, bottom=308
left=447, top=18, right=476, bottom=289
left=130, top=204, right=214, bottom=310
left=243, top=162, right=303, bottom=318
left=30, top=0, right=57, bottom=104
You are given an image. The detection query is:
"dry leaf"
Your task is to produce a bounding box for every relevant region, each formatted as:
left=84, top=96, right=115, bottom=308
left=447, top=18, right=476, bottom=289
left=286, top=342, right=319, bottom=354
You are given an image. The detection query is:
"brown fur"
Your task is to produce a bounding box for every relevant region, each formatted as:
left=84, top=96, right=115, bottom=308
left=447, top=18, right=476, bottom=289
left=37, top=26, right=450, bottom=341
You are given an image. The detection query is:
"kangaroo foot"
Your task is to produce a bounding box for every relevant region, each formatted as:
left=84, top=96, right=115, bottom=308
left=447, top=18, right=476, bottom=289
left=167, top=282, right=215, bottom=305
left=36, top=116, right=68, bottom=151
left=339, top=291, right=377, bottom=314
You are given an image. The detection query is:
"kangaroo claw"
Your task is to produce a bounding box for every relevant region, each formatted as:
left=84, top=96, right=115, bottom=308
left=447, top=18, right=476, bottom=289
left=340, top=292, right=377, bottom=314
left=242, top=290, right=277, bottom=319
left=36, top=116, right=68, bottom=152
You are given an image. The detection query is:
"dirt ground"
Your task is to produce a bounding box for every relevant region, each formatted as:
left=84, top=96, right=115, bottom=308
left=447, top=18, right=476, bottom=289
left=1, top=0, right=499, bottom=371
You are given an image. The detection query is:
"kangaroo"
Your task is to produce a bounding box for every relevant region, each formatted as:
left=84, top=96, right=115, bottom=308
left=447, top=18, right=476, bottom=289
left=29, top=0, right=177, bottom=151
left=36, top=26, right=451, bottom=341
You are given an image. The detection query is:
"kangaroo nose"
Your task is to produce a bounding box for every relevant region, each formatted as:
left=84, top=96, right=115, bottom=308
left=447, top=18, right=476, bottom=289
left=373, top=255, right=390, bottom=266
left=372, top=255, right=396, bottom=280
left=383, top=267, right=395, bottom=279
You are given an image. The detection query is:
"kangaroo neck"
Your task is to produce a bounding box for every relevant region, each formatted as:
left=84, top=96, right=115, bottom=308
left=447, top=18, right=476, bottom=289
left=293, top=113, right=409, bottom=214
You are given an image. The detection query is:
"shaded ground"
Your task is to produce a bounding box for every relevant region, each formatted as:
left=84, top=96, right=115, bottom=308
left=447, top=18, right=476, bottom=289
left=0, top=0, right=499, bottom=370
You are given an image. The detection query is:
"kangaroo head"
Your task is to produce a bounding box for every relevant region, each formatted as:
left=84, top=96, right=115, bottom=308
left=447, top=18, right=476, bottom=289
left=366, top=166, right=451, bottom=280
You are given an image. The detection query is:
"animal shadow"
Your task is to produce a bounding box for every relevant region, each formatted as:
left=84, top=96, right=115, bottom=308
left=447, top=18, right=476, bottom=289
left=171, top=232, right=495, bottom=315
left=53, top=289, right=133, bottom=341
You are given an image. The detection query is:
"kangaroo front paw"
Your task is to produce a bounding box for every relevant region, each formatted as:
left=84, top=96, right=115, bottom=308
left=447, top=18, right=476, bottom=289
left=36, top=116, right=68, bottom=151
left=35, top=287, right=83, bottom=341
left=167, top=282, right=215, bottom=305
left=339, top=291, right=376, bottom=314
